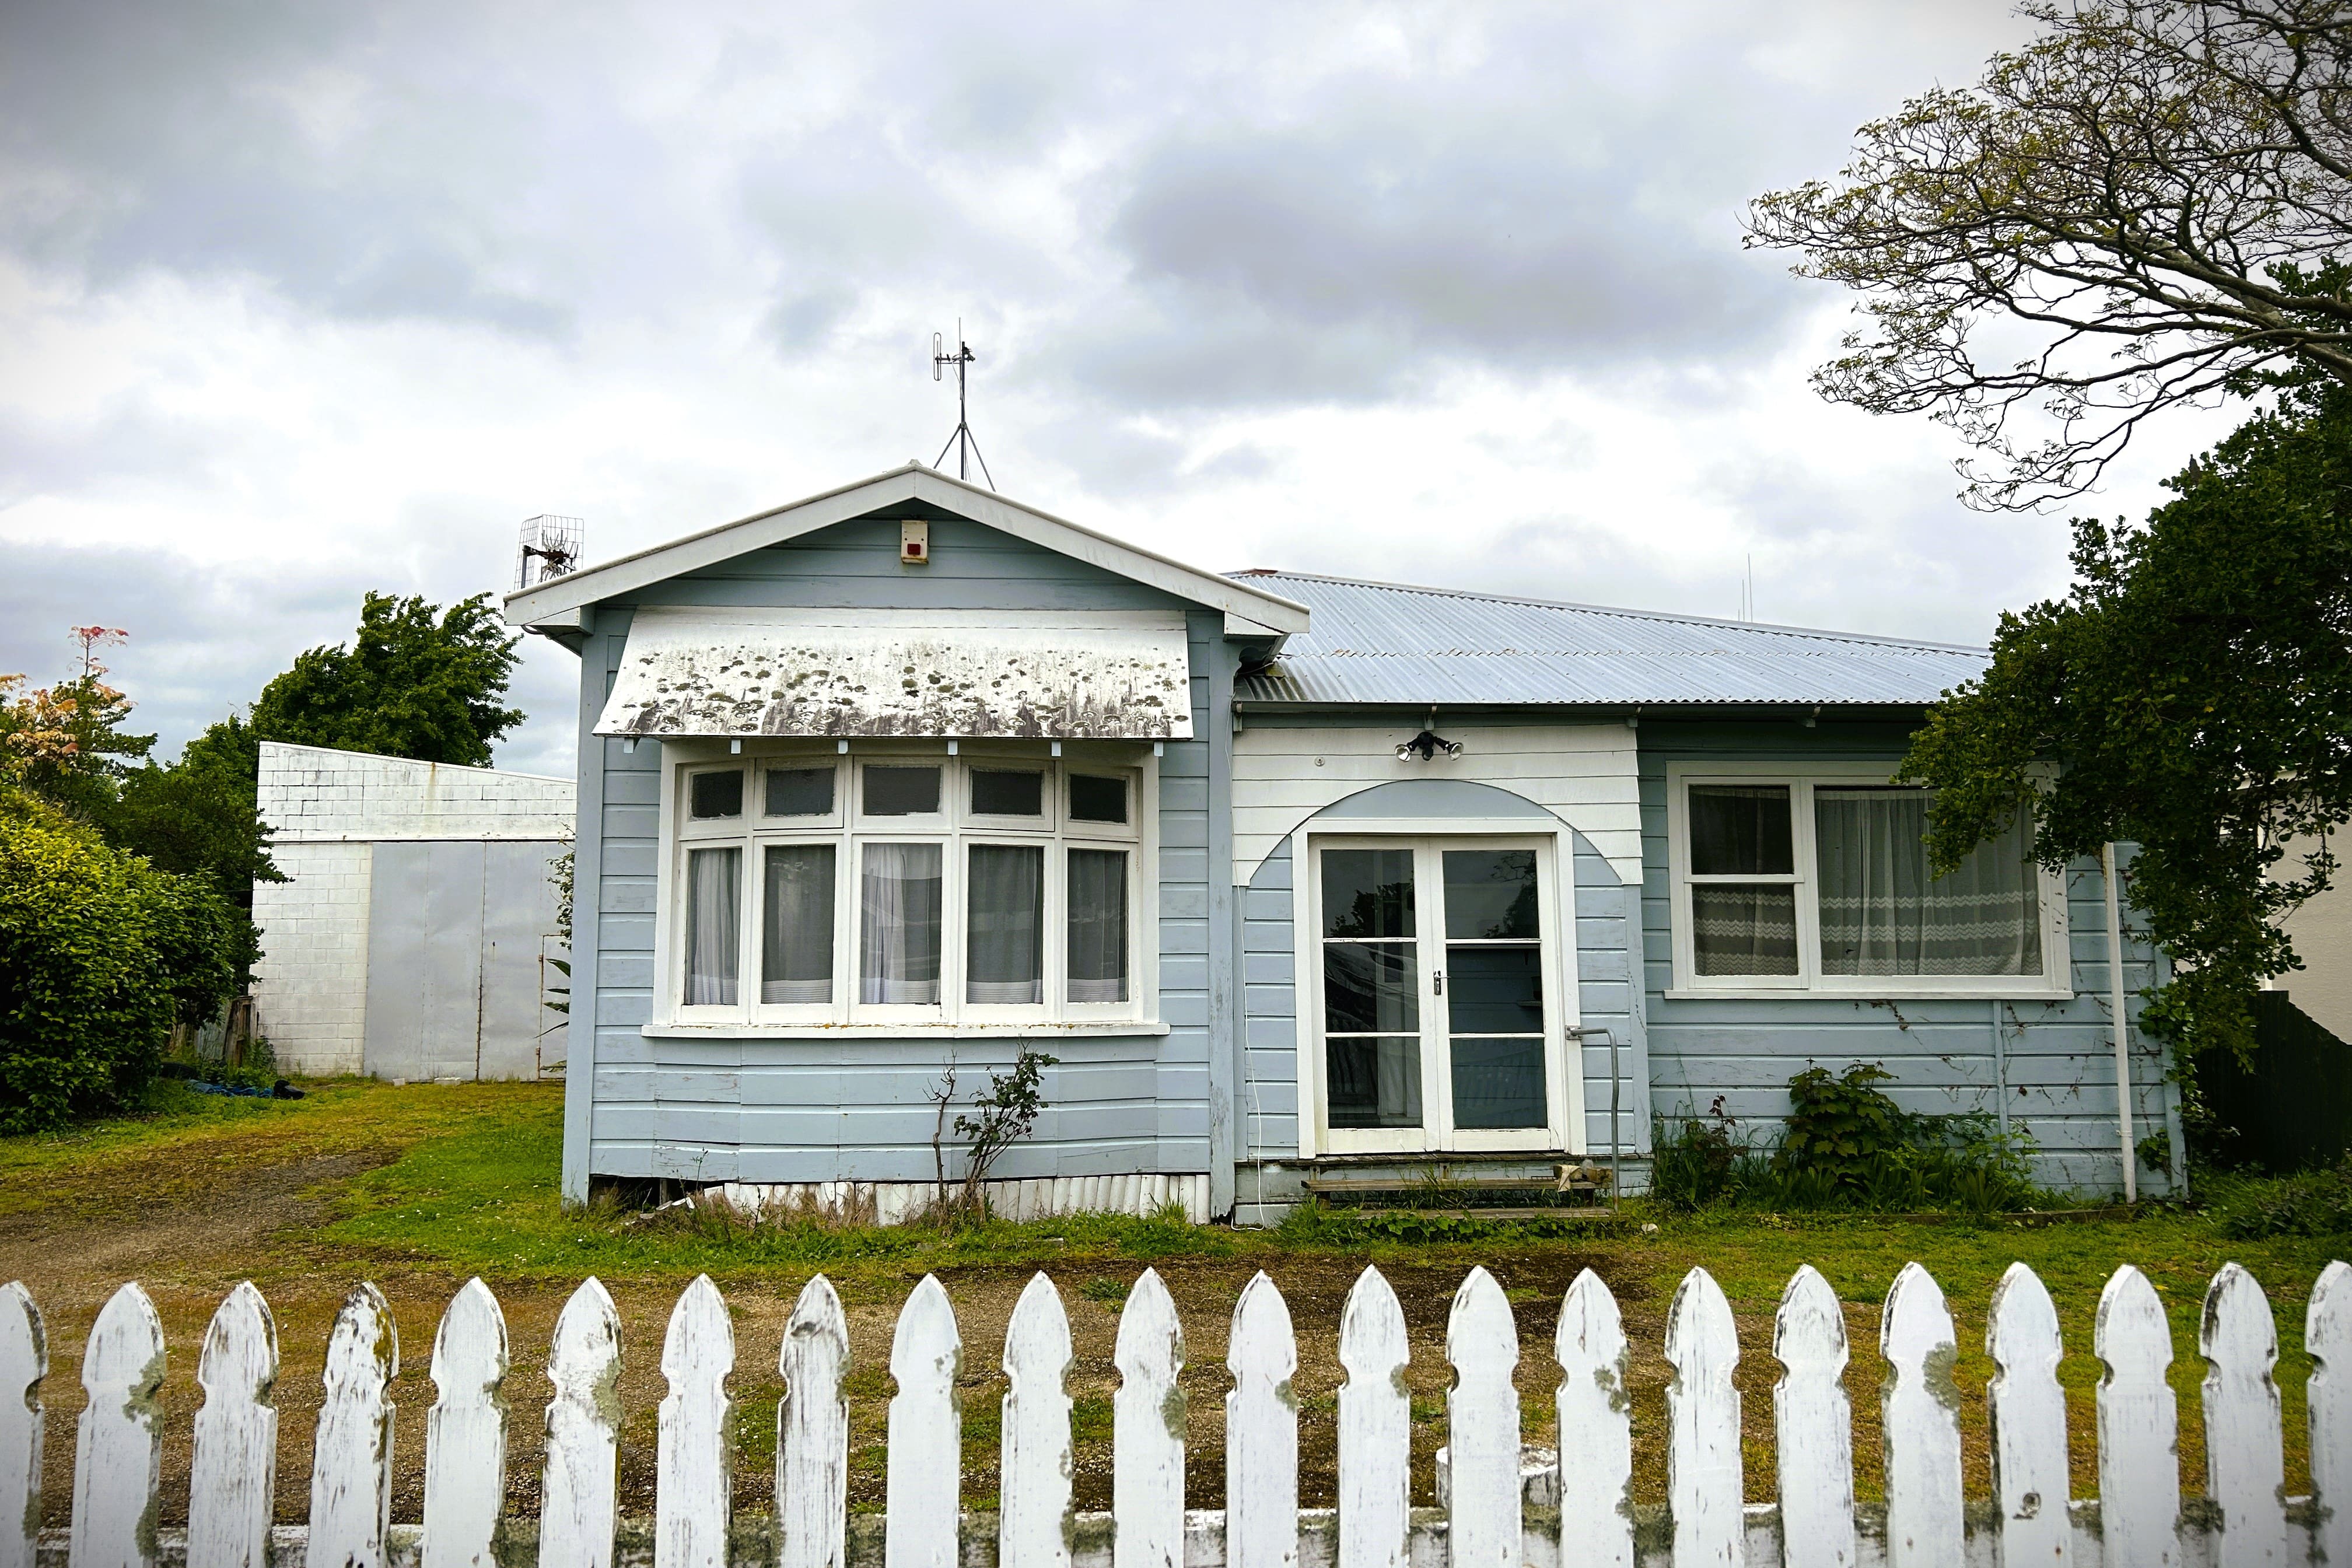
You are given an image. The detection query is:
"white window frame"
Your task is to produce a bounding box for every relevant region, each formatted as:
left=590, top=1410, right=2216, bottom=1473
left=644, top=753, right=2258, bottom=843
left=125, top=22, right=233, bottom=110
left=1664, top=760, right=2071, bottom=1001
left=1293, top=823, right=1583, bottom=1161
left=649, top=740, right=1161, bottom=1037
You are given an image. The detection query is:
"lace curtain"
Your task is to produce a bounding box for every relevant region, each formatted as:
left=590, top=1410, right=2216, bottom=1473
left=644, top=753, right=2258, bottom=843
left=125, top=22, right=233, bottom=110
left=859, top=842, right=942, bottom=1004
left=1067, top=848, right=1129, bottom=1003
left=761, top=844, right=834, bottom=1003
left=685, top=846, right=740, bottom=1005
left=1815, top=789, right=2041, bottom=976
left=966, top=845, right=1043, bottom=1004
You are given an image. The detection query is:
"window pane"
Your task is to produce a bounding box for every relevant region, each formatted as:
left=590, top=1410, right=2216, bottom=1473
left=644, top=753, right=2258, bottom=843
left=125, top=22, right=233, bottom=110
left=1443, top=849, right=1539, bottom=939
left=859, top=842, right=942, bottom=1003
left=1322, top=849, right=1415, bottom=939
left=684, top=846, right=740, bottom=1005
left=1446, top=947, right=1544, bottom=1034
left=1324, top=942, right=1419, bottom=1032
left=1691, top=884, right=1799, bottom=975
left=1816, top=788, right=2043, bottom=976
left=764, top=767, right=834, bottom=817
left=967, top=844, right=1044, bottom=1004
left=1689, top=785, right=1793, bottom=875
left=1068, top=848, right=1129, bottom=1003
left=1450, top=1038, right=1548, bottom=1129
left=689, top=770, right=743, bottom=820
left=864, top=765, right=941, bottom=816
left=972, top=769, right=1045, bottom=817
left=761, top=845, right=834, bottom=1003
left=1327, top=1037, right=1422, bottom=1128
left=1069, top=773, right=1128, bottom=824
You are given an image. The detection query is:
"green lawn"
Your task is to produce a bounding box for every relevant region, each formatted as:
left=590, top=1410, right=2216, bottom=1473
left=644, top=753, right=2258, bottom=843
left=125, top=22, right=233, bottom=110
left=8, top=1076, right=2348, bottom=1512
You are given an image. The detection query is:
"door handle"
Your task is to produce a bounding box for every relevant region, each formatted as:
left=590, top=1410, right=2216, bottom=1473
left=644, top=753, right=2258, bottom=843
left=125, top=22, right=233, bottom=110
left=1433, top=971, right=1444, bottom=995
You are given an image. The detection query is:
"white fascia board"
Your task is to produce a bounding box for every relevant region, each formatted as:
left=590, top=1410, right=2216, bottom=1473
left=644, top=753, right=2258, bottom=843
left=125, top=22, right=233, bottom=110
left=502, top=462, right=1313, bottom=634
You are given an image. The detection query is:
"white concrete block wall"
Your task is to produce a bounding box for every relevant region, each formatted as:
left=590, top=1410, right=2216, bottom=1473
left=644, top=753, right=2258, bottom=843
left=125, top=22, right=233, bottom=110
left=250, top=743, right=577, bottom=1077
left=250, top=840, right=373, bottom=1074
left=256, top=741, right=573, bottom=841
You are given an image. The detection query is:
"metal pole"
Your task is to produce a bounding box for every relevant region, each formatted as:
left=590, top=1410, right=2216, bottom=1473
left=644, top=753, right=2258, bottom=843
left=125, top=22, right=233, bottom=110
left=2102, top=843, right=2137, bottom=1203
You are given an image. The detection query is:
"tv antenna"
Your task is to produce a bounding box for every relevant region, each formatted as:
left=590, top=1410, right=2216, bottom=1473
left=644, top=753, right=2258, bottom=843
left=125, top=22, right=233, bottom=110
left=931, top=323, right=994, bottom=488
left=515, top=514, right=583, bottom=592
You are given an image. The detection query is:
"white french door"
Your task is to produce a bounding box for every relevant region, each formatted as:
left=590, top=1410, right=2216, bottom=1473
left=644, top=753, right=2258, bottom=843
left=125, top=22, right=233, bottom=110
left=1306, top=834, right=1574, bottom=1155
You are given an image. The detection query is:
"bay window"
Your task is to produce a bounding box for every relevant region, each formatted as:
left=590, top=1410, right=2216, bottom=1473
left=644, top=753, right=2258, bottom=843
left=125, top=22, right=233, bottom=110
left=666, top=747, right=1149, bottom=1026
left=1668, top=764, right=2064, bottom=997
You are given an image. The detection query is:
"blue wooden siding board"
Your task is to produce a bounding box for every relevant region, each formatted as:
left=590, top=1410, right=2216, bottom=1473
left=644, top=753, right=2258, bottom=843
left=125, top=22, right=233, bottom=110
left=1634, top=721, right=2175, bottom=1195
left=579, top=512, right=1225, bottom=1189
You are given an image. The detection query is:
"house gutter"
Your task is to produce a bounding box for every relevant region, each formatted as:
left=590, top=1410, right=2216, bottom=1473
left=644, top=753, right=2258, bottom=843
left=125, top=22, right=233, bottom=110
left=2102, top=844, right=2136, bottom=1203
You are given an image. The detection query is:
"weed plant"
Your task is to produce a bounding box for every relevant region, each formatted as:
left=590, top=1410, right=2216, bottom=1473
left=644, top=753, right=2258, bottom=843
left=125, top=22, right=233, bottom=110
left=1648, top=1063, right=2052, bottom=1215
left=2204, top=1160, right=2352, bottom=1239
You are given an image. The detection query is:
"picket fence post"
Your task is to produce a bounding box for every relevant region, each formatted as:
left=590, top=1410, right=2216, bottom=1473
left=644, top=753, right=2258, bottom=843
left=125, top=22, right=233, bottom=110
left=2202, top=1262, right=2287, bottom=1568
left=886, top=1275, right=961, bottom=1568
left=1228, top=1272, right=1298, bottom=1568
left=1447, top=1267, right=1520, bottom=1568
left=1773, top=1265, right=1855, bottom=1568
left=1002, top=1273, right=1075, bottom=1568
left=69, top=1281, right=165, bottom=1568
left=2309, top=1262, right=2352, bottom=1568
left=778, top=1274, right=850, bottom=1568
left=423, top=1277, right=511, bottom=1568
left=0, top=1282, right=46, bottom=1568
left=2096, top=1265, right=2180, bottom=1568
left=1337, top=1266, right=1409, bottom=1568
left=1882, top=1264, right=1962, bottom=1568
left=309, top=1281, right=400, bottom=1568
left=188, top=1281, right=278, bottom=1568
left=1665, top=1267, right=1741, bottom=1568
left=1987, top=1263, right=2071, bottom=1568
left=541, top=1277, right=623, bottom=1568
left=1556, top=1269, right=1632, bottom=1568
left=657, top=1274, right=735, bottom=1568
left=1113, top=1269, right=1185, bottom=1568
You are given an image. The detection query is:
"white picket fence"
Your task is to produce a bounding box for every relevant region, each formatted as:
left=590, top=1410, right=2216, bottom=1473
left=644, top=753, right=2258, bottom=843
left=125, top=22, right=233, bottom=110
left=5, top=1258, right=2350, bottom=1568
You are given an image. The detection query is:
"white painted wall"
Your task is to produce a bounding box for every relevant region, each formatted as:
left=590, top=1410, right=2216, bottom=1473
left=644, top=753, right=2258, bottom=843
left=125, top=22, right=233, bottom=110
left=251, top=742, right=575, bottom=1075
left=1231, top=722, right=1642, bottom=886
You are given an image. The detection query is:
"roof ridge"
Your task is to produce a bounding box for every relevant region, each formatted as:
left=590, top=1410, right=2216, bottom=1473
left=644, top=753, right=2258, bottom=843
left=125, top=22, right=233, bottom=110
left=1224, top=568, right=1986, bottom=656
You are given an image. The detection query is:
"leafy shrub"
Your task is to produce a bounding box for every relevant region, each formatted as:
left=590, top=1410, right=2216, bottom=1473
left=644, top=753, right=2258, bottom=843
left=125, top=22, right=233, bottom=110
left=2207, top=1161, right=2352, bottom=1239
left=1, top=795, right=241, bottom=1132
left=1648, top=1063, right=2046, bottom=1215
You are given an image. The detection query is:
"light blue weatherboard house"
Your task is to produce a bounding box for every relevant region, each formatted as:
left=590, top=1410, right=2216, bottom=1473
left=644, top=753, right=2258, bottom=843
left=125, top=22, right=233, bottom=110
left=506, top=463, right=2180, bottom=1220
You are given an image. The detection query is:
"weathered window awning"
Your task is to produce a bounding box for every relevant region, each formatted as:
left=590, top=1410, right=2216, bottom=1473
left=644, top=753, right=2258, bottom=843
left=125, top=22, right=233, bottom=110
left=593, top=607, right=1194, bottom=740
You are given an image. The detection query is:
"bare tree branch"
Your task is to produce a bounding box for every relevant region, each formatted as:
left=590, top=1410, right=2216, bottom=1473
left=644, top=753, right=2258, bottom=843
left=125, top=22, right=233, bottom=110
left=1748, top=0, right=2352, bottom=509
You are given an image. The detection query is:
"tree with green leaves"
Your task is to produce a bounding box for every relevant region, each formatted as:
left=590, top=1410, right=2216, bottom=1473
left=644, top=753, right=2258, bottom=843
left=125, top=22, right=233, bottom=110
left=240, top=591, right=526, bottom=772
left=1901, top=379, right=2352, bottom=1062
left=1746, top=1, right=2352, bottom=510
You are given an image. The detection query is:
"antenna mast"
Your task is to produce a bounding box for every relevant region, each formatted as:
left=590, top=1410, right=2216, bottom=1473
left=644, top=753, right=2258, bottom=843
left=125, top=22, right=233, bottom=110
left=930, top=321, right=995, bottom=489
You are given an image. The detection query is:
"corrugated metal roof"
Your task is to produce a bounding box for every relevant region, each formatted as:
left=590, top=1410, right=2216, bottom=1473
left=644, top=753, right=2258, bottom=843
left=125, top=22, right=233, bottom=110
left=1227, top=572, right=1987, bottom=708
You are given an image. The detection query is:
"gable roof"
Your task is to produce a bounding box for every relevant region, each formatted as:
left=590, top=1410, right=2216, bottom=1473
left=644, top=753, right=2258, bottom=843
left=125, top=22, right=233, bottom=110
left=504, top=461, right=1311, bottom=633
left=1228, top=570, right=1988, bottom=708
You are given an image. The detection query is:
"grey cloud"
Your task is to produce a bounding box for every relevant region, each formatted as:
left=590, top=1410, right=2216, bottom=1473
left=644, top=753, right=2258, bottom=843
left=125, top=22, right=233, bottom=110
left=0, top=540, right=578, bottom=778
left=0, top=0, right=674, bottom=337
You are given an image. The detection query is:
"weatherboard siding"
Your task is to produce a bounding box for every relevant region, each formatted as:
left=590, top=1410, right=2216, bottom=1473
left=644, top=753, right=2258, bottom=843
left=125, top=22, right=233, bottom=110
left=1636, top=720, right=2179, bottom=1196
left=1231, top=720, right=1641, bottom=884
left=576, top=514, right=1219, bottom=1193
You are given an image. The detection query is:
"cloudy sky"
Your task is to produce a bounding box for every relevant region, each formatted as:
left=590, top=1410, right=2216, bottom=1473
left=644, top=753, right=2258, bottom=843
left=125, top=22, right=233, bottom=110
left=0, top=1, right=2235, bottom=778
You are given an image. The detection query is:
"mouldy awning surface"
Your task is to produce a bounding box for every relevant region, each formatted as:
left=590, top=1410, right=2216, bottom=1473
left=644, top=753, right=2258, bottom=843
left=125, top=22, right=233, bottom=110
left=594, top=607, right=1194, bottom=740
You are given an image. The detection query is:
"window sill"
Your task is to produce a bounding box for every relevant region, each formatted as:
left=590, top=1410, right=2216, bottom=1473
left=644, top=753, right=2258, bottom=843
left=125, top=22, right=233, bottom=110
left=1663, top=986, right=2077, bottom=1004
left=642, top=1020, right=1171, bottom=1040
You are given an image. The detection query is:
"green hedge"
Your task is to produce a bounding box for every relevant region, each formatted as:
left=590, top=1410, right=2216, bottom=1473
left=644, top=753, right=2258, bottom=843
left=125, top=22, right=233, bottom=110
left=0, top=796, right=239, bottom=1132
